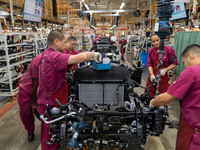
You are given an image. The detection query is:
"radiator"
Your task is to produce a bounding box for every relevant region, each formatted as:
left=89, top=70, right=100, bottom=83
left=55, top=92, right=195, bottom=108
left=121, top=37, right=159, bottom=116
left=78, top=83, right=124, bottom=108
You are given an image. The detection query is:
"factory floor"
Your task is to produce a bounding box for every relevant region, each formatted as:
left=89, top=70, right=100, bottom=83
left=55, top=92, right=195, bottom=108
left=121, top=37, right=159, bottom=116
left=0, top=53, right=180, bottom=150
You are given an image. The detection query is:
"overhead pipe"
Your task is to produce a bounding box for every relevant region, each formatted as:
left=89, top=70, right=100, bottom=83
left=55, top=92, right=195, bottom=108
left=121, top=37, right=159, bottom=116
left=9, top=0, right=14, bottom=27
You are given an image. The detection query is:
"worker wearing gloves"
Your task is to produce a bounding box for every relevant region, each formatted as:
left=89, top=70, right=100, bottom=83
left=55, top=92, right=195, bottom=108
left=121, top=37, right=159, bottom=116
left=149, top=44, right=200, bottom=150
left=18, top=53, right=43, bottom=142
left=119, top=35, right=127, bottom=61
left=37, top=29, right=101, bottom=150
left=145, top=34, right=178, bottom=98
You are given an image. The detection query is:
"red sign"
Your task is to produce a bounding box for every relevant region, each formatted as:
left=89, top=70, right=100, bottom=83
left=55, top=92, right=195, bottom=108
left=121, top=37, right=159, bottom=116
left=116, top=28, right=128, bottom=31
left=80, top=29, right=92, bottom=31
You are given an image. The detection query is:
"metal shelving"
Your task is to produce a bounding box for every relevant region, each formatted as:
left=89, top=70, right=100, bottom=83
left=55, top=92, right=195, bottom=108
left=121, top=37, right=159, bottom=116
left=0, top=33, right=37, bottom=96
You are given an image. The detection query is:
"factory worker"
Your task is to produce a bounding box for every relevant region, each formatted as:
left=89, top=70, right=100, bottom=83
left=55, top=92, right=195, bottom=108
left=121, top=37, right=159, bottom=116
left=119, top=35, right=127, bottom=61
left=18, top=52, right=44, bottom=142
left=145, top=34, right=178, bottom=98
left=36, top=29, right=101, bottom=150
left=64, top=36, right=79, bottom=71
left=150, top=44, right=200, bottom=150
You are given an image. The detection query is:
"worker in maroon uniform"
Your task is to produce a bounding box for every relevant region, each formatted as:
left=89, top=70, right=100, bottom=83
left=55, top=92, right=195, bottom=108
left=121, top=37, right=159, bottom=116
left=36, top=29, right=101, bottom=150
left=64, top=36, right=80, bottom=96
left=145, top=34, right=178, bottom=98
left=64, top=36, right=79, bottom=71
left=119, top=35, right=127, bottom=61
left=18, top=52, right=43, bottom=142
left=150, top=44, right=200, bottom=150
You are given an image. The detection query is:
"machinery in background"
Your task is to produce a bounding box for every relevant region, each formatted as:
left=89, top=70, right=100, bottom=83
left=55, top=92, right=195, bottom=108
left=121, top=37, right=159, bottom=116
left=0, top=33, right=37, bottom=96
left=40, top=58, right=168, bottom=150
left=91, top=36, right=119, bottom=62
left=39, top=1, right=175, bottom=148
left=153, top=0, right=174, bottom=97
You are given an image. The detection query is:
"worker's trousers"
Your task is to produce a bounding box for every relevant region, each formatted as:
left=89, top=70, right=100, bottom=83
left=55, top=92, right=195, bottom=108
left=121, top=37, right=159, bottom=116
left=18, top=89, right=35, bottom=134
left=37, top=104, right=60, bottom=150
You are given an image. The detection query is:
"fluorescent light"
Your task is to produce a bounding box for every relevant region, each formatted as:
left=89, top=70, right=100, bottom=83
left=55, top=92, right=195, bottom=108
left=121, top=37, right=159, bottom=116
left=82, top=0, right=84, bottom=1
left=120, top=2, right=125, bottom=9
left=115, top=2, right=125, bottom=15
left=90, top=25, right=97, bottom=30
left=85, top=4, right=89, bottom=10
left=110, top=25, right=117, bottom=30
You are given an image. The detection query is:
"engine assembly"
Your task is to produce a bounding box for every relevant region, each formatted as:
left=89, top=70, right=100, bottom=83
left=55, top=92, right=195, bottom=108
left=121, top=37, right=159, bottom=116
left=91, top=36, right=119, bottom=55
left=40, top=63, right=168, bottom=150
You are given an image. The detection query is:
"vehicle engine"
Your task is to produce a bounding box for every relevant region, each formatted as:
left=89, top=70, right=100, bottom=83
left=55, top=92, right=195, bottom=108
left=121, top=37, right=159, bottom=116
left=40, top=62, right=168, bottom=150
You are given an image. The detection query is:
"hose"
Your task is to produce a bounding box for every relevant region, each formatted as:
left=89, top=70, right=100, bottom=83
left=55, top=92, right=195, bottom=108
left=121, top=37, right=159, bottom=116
left=0, top=32, right=23, bottom=117
left=168, top=70, right=175, bottom=86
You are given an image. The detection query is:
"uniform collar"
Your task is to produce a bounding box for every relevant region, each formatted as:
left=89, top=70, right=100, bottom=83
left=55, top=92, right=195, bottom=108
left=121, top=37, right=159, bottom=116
left=47, top=46, right=55, bottom=51
left=65, top=48, right=74, bottom=53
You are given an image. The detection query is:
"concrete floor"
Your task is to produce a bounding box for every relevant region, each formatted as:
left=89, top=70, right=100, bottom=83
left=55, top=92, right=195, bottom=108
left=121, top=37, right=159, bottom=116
left=0, top=53, right=180, bottom=150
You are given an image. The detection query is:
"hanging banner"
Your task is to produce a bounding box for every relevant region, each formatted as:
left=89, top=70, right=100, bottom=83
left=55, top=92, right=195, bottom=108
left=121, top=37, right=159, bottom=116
left=174, top=0, right=189, bottom=3
left=170, top=3, right=187, bottom=20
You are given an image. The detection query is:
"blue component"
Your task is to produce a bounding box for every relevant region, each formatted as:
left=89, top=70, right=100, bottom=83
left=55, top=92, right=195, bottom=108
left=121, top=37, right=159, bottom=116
left=140, top=52, right=148, bottom=67
left=67, top=122, right=88, bottom=148
left=92, top=62, right=111, bottom=70
left=158, top=20, right=169, bottom=27
left=155, top=20, right=173, bottom=37
left=102, top=52, right=106, bottom=58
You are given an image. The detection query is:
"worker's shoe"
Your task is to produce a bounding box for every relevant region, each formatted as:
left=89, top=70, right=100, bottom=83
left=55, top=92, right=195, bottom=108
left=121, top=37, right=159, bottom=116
left=28, top=133, right=35, bottom=142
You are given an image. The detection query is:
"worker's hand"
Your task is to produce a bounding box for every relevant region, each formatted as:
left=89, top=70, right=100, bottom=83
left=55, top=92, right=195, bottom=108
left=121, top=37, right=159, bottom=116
left=123, top=45, right=126, bottom=48
left=92, top=52, right=102, bottom=63
left=150, top=74, right=156, bottom=82
left=160, top=69, right=167, bottom=76
left=149, top=99, right=155, bottom=109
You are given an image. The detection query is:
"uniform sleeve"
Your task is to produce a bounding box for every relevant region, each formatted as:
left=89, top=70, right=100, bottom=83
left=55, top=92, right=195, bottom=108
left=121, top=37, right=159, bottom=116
left=31, top=54, right=41, bottom=79
left=74, top=50, right=79, bottom=54
left=119, top=40, right=122, bottom=44
left=147, top=50, right=152, bottom=67
left=167, top=68, right=194, bottom=100
left=168, top=47, right=179, bottom=65
left=52, top=52, right=71, bottom=71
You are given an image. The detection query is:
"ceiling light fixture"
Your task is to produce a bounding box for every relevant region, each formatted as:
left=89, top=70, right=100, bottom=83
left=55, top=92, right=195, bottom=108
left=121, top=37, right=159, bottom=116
left=115, top=1, right=125, bottom=15
left=110, top=25, right=117, bottom=30
left=85, top=4, right=89, bottom=10
left=90, top=25, right=97, bottom=30
left=120, top=2, right=125, bottom=9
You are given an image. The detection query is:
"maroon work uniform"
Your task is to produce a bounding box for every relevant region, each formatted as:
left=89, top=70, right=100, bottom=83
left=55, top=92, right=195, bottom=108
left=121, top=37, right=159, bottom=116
left=64, top=48, right=79, bottom=71
left=64, top=48, right=79, bottom=96
left=18, top=53, right=43, bottom=134
left=146, top=46, right=178, bottom=98
left=119, top=38, right=127, bottom=61
left=167, top=64, right=200, bottom=150
left=37, top=47, right=71, bottom=150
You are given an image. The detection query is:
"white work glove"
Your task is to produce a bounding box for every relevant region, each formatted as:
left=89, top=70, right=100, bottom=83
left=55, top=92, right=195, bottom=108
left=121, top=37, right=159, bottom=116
left=123, top=45, right=126, bottom=48
left=160, top=69, right=167, bottom=76
left=150, top=74, right=156, bottom=82
left=92, top=52, right=102, bottom=63
left=149, top=99, right=155, bottom=109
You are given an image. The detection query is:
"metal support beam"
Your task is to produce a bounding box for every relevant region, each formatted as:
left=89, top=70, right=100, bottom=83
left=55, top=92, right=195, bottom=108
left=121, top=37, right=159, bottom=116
left=90, top=13, right=92, bottom=24
left=107, top=1, right=111, bottom=10
left=150, top=0, right=152, bottom=30
left=68, top=0, right=70, bottom=26
left=101, top=14, right=134, bottom=16
left=9, top=0, right=14, bottom=26
left=83, top=9, right=136, bottom=13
